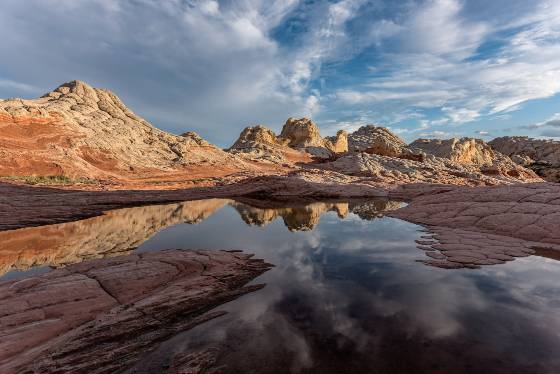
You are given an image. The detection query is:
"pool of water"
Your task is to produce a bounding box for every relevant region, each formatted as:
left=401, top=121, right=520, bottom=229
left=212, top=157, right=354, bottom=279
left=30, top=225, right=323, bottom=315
left=2, top=198, right=560, bottom=373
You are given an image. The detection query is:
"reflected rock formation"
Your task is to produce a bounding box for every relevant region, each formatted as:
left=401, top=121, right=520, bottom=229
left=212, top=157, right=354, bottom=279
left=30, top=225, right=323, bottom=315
left=0, top=198, right=402, bottom=276
left=232, top=198, right=403, bottom=231
left=0, top=199, right=230, bottom=276
left=232, top=200, right=349, bottom=231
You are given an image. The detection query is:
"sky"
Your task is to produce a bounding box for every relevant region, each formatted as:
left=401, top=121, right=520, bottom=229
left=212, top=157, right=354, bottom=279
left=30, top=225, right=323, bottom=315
left=1, top=0, right=560, bottom=147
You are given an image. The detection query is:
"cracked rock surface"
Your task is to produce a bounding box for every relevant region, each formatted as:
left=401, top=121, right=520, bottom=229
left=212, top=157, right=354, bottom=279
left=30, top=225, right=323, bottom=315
left=0, top=249, right=272, bottom=373
left=390, top=183, right=560, bottom=268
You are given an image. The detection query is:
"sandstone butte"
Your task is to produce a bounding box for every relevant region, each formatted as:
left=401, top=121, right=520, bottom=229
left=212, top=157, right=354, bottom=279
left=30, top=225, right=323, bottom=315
left=2, top=80, right=560, bottom=372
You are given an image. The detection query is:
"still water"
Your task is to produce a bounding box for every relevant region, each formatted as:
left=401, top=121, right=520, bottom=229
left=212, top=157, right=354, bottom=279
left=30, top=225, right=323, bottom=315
left=2, top=198, right=560, bottom=373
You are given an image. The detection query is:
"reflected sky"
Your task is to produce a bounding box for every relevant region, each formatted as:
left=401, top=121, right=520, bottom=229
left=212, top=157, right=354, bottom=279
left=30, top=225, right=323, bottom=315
left=1, top=198, right=560, bottom=373
left=132, top=204, right=560, bottom=374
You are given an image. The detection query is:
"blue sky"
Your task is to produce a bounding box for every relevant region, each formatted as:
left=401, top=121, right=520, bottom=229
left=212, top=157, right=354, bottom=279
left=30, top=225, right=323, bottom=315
left=1, top=0, right=560, bottom=146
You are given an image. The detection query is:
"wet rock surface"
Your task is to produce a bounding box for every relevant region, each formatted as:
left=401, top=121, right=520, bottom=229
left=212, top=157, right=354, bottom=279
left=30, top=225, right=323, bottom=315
left=0, top=249, right=272, bottom=373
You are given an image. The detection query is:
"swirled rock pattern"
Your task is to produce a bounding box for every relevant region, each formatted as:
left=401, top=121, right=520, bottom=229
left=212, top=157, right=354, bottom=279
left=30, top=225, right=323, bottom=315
left=348, top=125, right=406, bottom=156
left=0, top=80, right=255, bottom=182
left=0, top=249, right=272, bottom=373
left=322, top=152, right=540, bottom=186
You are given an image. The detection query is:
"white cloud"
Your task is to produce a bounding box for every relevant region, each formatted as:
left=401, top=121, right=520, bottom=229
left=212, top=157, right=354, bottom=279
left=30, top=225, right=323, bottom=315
left=2, top=0, right=560, bottom=144
left=330, top=0, right=560, bottom=131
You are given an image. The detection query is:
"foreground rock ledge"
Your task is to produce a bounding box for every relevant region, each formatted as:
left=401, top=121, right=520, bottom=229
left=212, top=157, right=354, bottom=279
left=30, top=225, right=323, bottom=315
left=0, top=249, right=272, bottom=373
left=389, top=183, right=560, bottom=268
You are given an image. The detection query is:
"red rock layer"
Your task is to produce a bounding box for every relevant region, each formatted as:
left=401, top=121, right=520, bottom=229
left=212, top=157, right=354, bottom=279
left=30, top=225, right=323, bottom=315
left=0, top=249, right=272, bottom=373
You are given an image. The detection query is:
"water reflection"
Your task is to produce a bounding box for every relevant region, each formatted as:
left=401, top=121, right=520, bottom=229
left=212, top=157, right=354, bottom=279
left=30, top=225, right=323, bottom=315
left=129, top=207, right=560, bottom=374
left=2, top=198, right=560, bottom=372
left=0, top=198, right=402, bottom=278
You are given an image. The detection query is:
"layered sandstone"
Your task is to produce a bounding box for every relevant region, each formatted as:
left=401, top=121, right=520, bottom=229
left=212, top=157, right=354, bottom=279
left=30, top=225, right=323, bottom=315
left=0, top=249, right=272, bottom=373
left=348, top=125, right=406, bottom=156
left=322, top=151, right=540, bottom=186
left=324, top=130, right=349, bottom=153
left=279, top=117, right=348, bottom=157
left=0, top=80, right=250, bottom=181
left=409, top=137, right=495, bottom=164
left=228, top=125, right=310, bottom=164
left=404, top=137, right=539, bottom=181
left=489, top=136, right=560, bottom=182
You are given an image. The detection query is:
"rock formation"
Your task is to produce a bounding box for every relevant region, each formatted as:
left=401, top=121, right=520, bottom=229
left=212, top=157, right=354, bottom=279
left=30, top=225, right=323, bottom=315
left=405, top=137, right=538, bottom=181
left=279, top=117, right=326, bottom=148
left=228, top=125, right=310, bottom=164
left=324, top=130, right=348, bottom=153
left=278, top=117, right=348, bottom=157
left=229, top=119, right=348, bottom=162
left=0, top=80, right=250, bottom=181
left=322, top=150, right=540, bottom=186
left=0, top=249, right=271, bottom=373
left=489, top=136, right=560, bottom=182
left=348, top=125, right=406, bottom=157
left=389, top=182, right=560, bottom=268
left=409, top=137, right=496, bottom=164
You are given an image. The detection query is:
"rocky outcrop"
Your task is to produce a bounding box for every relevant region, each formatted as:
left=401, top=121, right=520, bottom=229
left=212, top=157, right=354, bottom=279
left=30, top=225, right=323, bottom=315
left=0, top=80, right=250, bottom=181
left=322, top=151, right=540, bottom=186
left=348, top=125, right=406, bottom=157
left=489, top=136, right=560, bottom=182
left=389, top=183, right=560, bottom=269
left=229, top=119, right=348, bottom=162
left=0, top=249, right=272, bottom=373
left=228, top=125, right=309, bottom=164
left=406, top=137, right=538, bottom=181
left=230, top=126, right=287, bottom=150
left=324, top=130, right=348, bottom=153
left=409, top=137, right=496, bottom=164
left=278, top=117, right=348, bottom=157
left=279, top=117, right=325, bottom=148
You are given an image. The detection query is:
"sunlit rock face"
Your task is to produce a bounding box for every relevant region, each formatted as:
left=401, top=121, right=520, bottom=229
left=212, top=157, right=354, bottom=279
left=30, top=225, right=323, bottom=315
left=0, top=80, right=246, bottom=180
left=228, top=125, right=310, bottom=164
left=409, top=137, right=497, bottom=165
left=324, top=130, right=349, bottom=153
left=408, top=137, right=540, bottom=181
left=489, top=136, right=560, bottom=182
left=230, top=126, right=288, bottom=151
left=279, top=117, right=348, bottom=157
left=323, top=151, right=540, bottom=186
left=229, top=118, right=348, bottom=163
left=348, top=125, right=406, bottom=157
left=279, top=117, right=326, bottom=149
